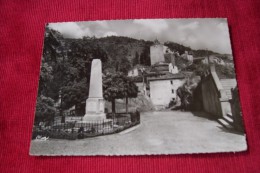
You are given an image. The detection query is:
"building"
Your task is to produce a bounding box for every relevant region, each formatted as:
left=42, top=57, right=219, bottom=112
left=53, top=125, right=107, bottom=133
left=127, top=65, right=147, bottom=95
left=128, top=65, right=145, bottom=77
left=147, top=73, right=185, bottom=109
left=127, top=39, right=185, bottom=109
left=146, top=40, right=184, bottom=108
left=128, top=67, right=140, bottom=77
left=182, top=51, right=194, bottom=62
left=169, top=63, right=179, bottom=74
left=150, top=39, right=164, bottom=65
left=133, top=76, right=147, bottom=95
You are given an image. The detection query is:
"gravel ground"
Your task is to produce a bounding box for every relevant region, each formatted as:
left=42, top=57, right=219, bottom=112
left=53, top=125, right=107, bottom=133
left=30, top=111, right=247, bottom=156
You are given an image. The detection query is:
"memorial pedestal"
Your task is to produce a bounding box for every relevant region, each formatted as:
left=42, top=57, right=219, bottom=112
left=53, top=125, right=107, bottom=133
left=83, top=97, right=106, bottom=121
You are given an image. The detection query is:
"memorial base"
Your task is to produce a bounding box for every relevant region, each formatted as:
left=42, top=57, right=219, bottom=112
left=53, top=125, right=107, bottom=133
left=82, top=113, right=107, bottom=121
left=75, top=117, right=113, bottom=128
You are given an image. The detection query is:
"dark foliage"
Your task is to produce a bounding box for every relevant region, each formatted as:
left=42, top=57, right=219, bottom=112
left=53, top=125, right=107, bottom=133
left=103, top=72, right=138, bottom=113
left=35, top=96, right=56, bottom=124
left=164, top=42, right=192, bottom=55
left=140, top=42, right=153, bottom=66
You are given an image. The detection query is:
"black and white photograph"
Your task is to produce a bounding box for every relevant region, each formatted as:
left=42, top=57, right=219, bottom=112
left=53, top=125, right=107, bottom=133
left=30, top=18, right=247, bottom=156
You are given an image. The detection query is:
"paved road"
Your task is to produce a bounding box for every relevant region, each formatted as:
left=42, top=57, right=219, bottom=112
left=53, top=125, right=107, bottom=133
left=30, top=111, right=247, bottom=156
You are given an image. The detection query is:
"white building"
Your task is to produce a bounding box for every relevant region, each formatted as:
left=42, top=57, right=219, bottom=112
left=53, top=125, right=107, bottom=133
left=182, top=51, right=194, bottom=63
left=150, top=40, right=164, bottom=65
left=135, top=80, right=147, bottom=95
left=128, top=65, right=145, bottom=77
left=169, top=63, right=179, bottom=74
left=128, top=67, right=139, bottom=77
left=147, top=73, right=185, bottom=109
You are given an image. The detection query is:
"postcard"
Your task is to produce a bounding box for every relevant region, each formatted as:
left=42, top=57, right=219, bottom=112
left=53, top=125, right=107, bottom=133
left=30, top=18, right=247, bottom=156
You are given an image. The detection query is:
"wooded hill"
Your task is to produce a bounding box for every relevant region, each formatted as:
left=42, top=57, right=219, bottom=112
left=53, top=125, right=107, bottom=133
left=36, top=27, right=236, bottom=122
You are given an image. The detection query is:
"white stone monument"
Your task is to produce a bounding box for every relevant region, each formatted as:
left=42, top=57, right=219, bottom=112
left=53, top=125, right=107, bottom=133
left=82, top=59, right=106, bottom=121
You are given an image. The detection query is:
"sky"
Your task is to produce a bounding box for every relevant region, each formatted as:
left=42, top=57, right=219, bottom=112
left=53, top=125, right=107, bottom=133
left=48, top=18, right=232, bottom=54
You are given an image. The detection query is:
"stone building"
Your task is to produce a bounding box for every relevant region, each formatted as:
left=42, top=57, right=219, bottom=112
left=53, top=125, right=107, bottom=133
left=150, top=39, right=164, bottom=65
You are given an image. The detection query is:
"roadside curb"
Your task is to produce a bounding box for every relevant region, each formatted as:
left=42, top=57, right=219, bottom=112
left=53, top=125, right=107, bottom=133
left=119, top=124, right=141, bottom=135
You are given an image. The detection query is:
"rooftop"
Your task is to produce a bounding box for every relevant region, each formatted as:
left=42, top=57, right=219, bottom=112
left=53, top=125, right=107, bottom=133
left=147, top=72, right=185, bottom=82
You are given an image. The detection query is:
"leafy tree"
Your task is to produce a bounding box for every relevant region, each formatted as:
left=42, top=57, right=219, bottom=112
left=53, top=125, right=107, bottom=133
left=35, top=95, right=56, bottom=124
left=124, top=78, right=138, bottom=113
left=42, top=26, right=63, bottom=63
left=215, top=64, right=235, bottom=78
left=103, top=73, right=138, bottom=114
left=61, top=78, right=88, bottom=109
left=176, top=76, right=199, bottom=110
left=164, top=42, right=192, bottom=55
left=185, top=63, right=208, bottom=76
left=193, top=49, right=216, bottom=57
left=140, top=45, right=151, bottom=66
left=132, top=51, right=139, bottom=66
left=117, top=56, right=132, bottom=74
left=38, top=62, right=53, bottom=96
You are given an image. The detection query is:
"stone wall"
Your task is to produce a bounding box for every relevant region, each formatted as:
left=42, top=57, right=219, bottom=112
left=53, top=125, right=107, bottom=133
left=201, top=73, right=223, bottom=118
left=230, top=87, right=244, bottom=132
left=200, top=65, right=231, bottom=118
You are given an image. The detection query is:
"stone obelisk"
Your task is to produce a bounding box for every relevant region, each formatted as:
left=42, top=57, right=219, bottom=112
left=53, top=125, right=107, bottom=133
left=83, top=59, right=106, bottom=121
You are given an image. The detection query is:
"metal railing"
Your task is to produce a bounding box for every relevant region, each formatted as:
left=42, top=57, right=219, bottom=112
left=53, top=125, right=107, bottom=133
left=33, top=111, right=140, bottom=140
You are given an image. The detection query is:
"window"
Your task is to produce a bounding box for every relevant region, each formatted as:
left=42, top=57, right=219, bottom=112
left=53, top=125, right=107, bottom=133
left=172, top=89, right=174, bottom=93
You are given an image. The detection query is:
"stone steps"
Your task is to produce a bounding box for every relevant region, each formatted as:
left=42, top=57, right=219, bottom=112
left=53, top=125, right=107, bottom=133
left=223, top=115, right=233, bottom=124
left=217, top=112, right=234, bottom=129
left=217, top=118, right=233, bottom=129
left=227, top=112, right=233, bottom=119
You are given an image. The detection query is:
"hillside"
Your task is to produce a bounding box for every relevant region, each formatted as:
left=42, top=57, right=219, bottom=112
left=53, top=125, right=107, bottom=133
left=41, top=29, right=235, bottom=110
left=96, top=36, right=147, bottom=62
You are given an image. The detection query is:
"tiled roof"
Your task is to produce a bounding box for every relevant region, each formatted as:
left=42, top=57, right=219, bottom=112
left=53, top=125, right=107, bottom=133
left=150, top=63, right=169, bottom=72
left=130, top=76, right=143, bottom=82
left=147, top=72, right=185, bottom=81
left=220, top=79, right=237, bottom=99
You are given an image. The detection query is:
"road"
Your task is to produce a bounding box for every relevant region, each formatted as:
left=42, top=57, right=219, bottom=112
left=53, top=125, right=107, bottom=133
left=30, top=111, right=247, bottom=156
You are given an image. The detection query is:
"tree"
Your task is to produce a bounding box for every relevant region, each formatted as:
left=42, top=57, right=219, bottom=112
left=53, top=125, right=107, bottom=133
left=124, top=78, right=138, bottom=114
left=61, top=78, right=88, bottom=109
left=116, top=56, right=131, bottom=75
left=164, top=42, right=192, bottom=55
left=103, top=73, right=138, bottom=115
left=35, top=95, right=56, bottom=124
left=140, top=44, right=151, bottom=66
left=132, top=51, right=139, bottom=66
left=38, top=62, right=53, bottom=96
left=176, top=76, right=199, bottom=110
left=42, top=26, right=63, bottom=63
